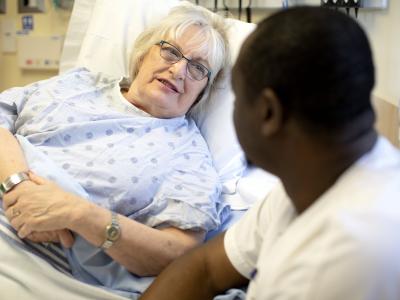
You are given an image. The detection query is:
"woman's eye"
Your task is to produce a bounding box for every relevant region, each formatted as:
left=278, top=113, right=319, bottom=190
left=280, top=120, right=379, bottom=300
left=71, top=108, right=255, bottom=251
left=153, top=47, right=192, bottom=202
left=192, top=63, right=205, bottom=72
left=166, top=47, right=180, bottom=58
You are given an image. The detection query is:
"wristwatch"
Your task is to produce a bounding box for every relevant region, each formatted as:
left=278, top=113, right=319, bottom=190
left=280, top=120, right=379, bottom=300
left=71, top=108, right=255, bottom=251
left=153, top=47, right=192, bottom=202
left=0, top=172, right=30, bottom=197
left=101, top=212, right=121, bottom=250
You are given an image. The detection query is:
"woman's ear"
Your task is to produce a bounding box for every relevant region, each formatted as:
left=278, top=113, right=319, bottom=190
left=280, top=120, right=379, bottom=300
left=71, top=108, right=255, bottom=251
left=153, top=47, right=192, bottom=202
left=258, top=88, right=283, bottom=137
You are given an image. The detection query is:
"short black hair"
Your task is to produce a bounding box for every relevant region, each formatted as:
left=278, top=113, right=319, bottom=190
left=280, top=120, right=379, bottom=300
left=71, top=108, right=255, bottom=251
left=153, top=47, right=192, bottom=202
left=238, top=6, right=375, bottom=131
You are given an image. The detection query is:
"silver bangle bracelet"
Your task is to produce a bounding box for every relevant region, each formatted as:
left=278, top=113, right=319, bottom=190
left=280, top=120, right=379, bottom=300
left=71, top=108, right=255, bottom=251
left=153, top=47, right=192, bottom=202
left=0, top=172, right=30, bottom=197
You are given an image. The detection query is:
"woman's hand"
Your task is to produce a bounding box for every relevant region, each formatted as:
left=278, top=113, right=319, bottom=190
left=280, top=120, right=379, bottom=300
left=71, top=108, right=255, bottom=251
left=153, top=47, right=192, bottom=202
left=2, top=180, right=75, bottom=248
left=3, top=172, right=84, bottom=242
left=27, top=230, right=75, bottom=248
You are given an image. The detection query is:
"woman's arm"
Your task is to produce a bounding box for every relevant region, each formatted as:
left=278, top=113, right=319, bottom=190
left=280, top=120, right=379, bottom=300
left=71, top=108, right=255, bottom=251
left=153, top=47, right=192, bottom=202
left=0, top=127, right=29, bottom=181
left=3, top=172, right=205, bottom=276
left=0, top=128, right=74, bottom=246
left=75, top=200, right=206, bottom=276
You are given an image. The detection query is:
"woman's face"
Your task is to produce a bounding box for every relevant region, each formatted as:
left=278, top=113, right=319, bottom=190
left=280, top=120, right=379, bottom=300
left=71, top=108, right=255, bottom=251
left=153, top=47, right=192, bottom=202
left=125, top=26, right=210, bottom=118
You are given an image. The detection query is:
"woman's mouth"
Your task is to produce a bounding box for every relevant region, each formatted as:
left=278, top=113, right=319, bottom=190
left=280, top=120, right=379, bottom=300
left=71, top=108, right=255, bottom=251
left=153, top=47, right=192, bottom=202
left=158, top=79, right=179, bottom=93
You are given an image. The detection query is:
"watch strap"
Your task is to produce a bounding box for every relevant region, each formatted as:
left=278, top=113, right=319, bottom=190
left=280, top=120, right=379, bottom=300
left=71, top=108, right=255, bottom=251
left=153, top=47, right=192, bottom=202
left=0, top=172, right=29, bottom=197
left=100, top=212, right=120, bottom=250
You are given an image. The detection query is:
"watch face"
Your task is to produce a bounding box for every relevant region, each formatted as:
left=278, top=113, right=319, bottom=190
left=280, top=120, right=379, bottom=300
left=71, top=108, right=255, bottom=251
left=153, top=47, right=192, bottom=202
left=106, top=225, right=121, bottom=241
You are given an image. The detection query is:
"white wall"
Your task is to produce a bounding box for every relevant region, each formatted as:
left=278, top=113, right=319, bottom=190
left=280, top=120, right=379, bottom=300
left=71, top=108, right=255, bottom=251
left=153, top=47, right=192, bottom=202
left=259, top=1, right=400, bottom=107
left=221, top=1, right=399, bottom=144
left=357, top=1, right=400, bottom=107
left=203, top=0, right=400, bottom=107
left=1, top=0, right=399, bottom=108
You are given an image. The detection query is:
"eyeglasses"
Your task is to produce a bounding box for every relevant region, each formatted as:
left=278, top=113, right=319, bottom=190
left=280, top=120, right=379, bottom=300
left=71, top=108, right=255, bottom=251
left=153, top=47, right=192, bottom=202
left=158, top=40, right=211, bottom=81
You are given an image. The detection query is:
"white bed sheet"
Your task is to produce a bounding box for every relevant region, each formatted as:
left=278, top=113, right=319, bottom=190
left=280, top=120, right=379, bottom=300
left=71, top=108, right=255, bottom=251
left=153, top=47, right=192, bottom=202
left=0, top=231, right=247, bottom=300
left=0, top=234, right=126, bottom=300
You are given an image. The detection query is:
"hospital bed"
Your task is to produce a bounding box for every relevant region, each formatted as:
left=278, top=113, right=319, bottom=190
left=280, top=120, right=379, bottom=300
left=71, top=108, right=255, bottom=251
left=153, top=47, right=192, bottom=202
left=60, top=0, right=278, bottom=231
left=0, top=0, right=277, bottom=298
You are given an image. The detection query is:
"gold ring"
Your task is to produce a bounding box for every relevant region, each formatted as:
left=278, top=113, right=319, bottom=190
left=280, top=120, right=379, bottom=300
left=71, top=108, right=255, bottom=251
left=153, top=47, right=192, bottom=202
left=12, top=208, right=21, bottom=217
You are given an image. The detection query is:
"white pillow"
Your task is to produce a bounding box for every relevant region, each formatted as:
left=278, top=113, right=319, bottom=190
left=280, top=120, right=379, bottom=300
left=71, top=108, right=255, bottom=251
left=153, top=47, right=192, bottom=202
left=60, top=0, right=264, bottom=209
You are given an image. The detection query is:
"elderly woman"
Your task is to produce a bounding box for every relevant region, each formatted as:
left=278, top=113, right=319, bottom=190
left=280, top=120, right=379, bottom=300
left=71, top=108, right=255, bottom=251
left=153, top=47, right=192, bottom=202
left=0, top=3, right=230, bottom=298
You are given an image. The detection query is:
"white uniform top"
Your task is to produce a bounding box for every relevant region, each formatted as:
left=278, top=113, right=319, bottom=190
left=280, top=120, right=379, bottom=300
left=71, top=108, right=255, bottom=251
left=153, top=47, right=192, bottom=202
left=225, top=137, right=400, bottom=300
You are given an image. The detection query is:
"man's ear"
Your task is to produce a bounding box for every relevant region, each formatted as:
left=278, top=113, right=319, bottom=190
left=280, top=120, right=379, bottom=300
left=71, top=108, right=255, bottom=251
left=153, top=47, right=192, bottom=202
left=258, top=88, right=283, bottom=136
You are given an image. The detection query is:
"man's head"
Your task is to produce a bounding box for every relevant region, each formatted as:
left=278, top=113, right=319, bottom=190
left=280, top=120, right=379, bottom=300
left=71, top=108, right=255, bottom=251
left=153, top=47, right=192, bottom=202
left=233, top=6, right=375, bottom=170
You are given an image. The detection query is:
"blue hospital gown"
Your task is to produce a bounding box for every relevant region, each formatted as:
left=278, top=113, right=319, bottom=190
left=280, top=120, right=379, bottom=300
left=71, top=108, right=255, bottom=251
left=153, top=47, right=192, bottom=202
left=0, top=68, right=227, bottom=298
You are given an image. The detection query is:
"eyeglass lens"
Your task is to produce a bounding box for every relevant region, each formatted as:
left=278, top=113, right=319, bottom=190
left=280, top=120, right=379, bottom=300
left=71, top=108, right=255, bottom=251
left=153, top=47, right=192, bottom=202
left=159, top=41, right=210, bottom=81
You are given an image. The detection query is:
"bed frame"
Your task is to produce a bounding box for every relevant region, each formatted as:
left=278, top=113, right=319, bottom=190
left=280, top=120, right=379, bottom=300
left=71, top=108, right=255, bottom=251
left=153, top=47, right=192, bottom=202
left=373, top=96, right=399, bottom=148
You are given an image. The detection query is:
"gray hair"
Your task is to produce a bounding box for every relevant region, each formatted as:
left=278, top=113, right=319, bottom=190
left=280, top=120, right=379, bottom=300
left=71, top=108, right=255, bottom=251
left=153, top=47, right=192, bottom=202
left=128, top=3, right=230, bottom=113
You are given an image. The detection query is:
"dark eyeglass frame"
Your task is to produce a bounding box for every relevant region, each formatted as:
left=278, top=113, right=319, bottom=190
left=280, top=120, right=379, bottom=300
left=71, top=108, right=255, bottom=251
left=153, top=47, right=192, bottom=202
left=157, top=40, right=211, bottom=81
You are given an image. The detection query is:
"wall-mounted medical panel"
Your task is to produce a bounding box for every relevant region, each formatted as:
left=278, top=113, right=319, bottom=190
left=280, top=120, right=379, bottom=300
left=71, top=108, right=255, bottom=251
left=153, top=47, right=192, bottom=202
left=191, top=0, right=388, bottom=10
left=17, top=35, right=64, bottom=70
left=190, top=0, right=284, bottom=9
left=18, top=0, right=46, bottom=13
left=0, top=0, right=6, bottom=14
left=321, top=0, right=388, bottom=9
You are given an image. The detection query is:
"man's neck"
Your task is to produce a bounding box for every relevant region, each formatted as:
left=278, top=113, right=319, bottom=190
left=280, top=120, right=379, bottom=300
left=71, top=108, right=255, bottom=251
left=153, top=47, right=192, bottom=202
left=280, top=125, right=377, bottom=214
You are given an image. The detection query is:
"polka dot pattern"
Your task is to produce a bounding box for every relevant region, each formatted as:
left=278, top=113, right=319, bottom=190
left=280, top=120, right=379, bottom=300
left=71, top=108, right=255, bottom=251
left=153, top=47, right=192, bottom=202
left=0, top=68, right=222, bottom=234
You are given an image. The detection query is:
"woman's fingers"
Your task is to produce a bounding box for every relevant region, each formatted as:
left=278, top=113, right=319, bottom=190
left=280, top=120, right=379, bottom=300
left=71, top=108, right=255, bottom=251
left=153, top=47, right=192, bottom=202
left=28, top=171, right=49, bottom=185
left=5, top=206, right=23, bottom=229
left=3, top=173, right=80, bottom=236
left=58, top=230, right=75, bottom=248
left=1, top=184, right=25, bottom=210
left=27, top=231, right=60, bottom=243
left=2, top=180, right=36, bottom=210
left=17, top=223, right=32, bottom=239
left=2, top=194, right=18, bottom=211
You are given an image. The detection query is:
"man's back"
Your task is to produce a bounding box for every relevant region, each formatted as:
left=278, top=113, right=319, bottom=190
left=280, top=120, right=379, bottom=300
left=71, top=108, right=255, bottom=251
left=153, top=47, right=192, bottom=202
left=226, top=137, right=400, bottom=299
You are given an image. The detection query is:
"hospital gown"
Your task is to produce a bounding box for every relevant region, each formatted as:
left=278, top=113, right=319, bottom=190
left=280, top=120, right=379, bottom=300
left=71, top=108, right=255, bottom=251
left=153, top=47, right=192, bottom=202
left=0, top=67, right=228, bottom=298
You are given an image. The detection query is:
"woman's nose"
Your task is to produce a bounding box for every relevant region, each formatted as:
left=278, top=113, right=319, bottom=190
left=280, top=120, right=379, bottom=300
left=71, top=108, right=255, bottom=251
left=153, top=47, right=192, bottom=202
left=169, top=59, right=188, bottom=80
